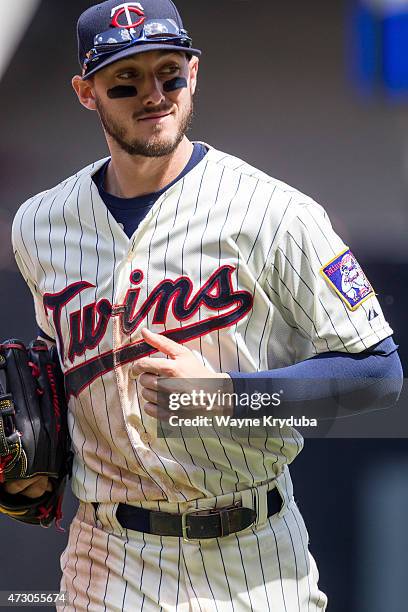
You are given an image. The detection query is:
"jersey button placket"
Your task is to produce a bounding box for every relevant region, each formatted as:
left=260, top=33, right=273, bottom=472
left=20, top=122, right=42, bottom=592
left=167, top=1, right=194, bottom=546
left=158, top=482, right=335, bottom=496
left=140, top=432, right=152, bottom=445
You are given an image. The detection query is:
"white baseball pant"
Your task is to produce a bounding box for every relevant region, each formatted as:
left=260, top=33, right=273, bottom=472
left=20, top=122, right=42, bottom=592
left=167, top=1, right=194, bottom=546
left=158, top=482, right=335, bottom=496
left=59, top=470, right=328, bottom=611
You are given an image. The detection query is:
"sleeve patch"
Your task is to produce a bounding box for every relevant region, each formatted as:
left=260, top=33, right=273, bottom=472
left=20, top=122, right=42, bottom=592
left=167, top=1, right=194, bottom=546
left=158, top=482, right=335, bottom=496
left=320, top=248, right=375, bottom=310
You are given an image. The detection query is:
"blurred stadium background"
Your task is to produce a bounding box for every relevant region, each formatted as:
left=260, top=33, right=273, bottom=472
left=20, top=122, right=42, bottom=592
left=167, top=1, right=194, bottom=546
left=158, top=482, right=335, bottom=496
left=0, top=1, right=406, bottom=610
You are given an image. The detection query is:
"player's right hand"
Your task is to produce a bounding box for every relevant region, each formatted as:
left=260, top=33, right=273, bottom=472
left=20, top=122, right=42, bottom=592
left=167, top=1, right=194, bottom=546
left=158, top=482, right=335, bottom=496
left=3, top=475, right=52, bottom=498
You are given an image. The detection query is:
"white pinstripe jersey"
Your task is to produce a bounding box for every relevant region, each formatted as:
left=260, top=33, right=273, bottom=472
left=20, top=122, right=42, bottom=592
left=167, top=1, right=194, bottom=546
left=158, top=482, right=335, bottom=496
left=12, top=144, right=393, bottom=504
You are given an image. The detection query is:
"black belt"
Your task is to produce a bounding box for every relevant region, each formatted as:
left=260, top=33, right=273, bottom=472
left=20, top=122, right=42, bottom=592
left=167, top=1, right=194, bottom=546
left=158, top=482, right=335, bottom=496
left=94, top=487, right=282, bottom=541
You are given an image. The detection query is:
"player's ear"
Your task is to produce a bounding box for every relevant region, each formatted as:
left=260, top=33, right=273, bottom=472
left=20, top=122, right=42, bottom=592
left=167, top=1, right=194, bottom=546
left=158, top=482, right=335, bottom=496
left=72, top=75, right=97, bottom=111
left=188, top=57, right=199, bottom=95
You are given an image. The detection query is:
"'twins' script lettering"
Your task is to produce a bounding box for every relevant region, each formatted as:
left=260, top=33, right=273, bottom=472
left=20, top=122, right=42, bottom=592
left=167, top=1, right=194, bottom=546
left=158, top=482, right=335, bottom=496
left=43, top=266, right=253, bottom=396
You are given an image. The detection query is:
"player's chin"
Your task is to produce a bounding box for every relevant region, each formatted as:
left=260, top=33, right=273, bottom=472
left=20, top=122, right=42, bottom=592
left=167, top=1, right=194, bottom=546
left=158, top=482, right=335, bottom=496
left=139, top=122, right=177, bottom=143
left=143, top=133, right=182, bottom=155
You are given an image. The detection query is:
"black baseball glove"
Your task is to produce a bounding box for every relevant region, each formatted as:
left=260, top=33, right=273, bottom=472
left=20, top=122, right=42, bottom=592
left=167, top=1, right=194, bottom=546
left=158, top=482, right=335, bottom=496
left=0, top=339, right=72, bottom=527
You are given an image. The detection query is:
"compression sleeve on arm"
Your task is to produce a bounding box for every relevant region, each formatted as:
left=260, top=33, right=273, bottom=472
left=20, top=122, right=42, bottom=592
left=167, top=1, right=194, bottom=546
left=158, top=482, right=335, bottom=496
left=228, top=337, right=403, bottom=418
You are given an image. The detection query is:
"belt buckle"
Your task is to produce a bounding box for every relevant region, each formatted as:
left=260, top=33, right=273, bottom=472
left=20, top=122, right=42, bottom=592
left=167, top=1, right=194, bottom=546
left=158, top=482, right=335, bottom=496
left=181, top=507, right=210, bottom=542
left=181, top=503, right=242, bottom=542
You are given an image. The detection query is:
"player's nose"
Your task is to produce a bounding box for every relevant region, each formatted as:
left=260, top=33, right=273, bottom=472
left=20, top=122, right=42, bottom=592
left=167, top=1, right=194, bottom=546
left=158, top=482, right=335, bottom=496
left=139, top=75, right=166, bottom=106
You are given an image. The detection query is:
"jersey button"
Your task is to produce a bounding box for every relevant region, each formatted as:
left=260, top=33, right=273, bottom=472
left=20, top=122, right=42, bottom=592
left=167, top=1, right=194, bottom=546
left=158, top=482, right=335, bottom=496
left=140, top=432, right=152, bottom=445
left=128, top=414, right=140, bottom=429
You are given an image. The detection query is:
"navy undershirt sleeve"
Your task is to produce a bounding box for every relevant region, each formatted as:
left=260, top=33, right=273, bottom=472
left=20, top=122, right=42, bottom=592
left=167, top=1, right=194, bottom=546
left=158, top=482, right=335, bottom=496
left=229, top=336, right=403, bottom=417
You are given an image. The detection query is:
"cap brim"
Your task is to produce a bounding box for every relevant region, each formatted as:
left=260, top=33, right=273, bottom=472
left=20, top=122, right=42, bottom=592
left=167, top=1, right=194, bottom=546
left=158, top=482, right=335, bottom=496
left=82, top=43, right=201, bottom=79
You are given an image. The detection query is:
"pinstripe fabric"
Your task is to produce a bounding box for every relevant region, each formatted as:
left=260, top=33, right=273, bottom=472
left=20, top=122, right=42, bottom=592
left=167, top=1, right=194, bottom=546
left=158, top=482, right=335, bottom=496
left=12, top=146, right=392, bottom=503
left=12, top=144, right=391, bottom=609
left=59, top=469, right=327, bottom=611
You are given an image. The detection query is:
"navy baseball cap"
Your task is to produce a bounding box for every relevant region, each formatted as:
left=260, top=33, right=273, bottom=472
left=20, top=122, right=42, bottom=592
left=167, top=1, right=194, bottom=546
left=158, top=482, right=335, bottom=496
left=78, top=0, right=201, bottom=79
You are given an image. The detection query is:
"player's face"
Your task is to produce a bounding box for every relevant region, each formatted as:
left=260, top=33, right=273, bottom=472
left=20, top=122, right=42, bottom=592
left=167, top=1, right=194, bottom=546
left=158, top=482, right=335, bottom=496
left=90, top=51, right=198, bottom=157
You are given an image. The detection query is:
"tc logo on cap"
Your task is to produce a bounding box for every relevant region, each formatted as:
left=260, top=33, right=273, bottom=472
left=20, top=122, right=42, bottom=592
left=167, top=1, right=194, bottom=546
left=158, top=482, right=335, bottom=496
left=111, top=3, right=145, bottom=32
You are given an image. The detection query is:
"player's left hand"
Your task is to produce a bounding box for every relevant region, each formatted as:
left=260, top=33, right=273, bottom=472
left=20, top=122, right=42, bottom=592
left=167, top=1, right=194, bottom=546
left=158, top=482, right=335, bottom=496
left=132, top=328, right=233, bottom=420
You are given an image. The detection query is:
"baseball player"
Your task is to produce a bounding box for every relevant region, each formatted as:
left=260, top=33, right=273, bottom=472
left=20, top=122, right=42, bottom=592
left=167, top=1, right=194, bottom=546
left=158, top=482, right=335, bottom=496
left=8, top=0, right=402, bottom=610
